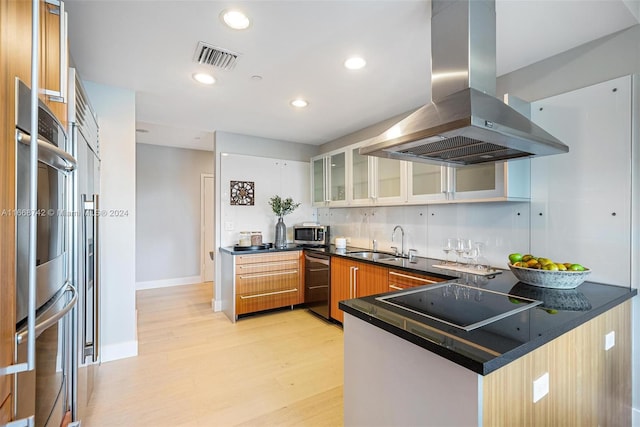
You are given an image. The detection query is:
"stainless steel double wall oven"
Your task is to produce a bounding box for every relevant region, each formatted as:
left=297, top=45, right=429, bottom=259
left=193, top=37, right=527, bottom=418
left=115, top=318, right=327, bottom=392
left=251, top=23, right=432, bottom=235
left=14, top=79, right=77, bottom=426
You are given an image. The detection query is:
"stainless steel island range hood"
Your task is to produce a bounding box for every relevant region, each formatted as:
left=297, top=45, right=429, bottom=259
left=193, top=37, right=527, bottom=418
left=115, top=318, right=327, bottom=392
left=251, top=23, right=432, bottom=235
left=360, top=0, right=569, bottom=166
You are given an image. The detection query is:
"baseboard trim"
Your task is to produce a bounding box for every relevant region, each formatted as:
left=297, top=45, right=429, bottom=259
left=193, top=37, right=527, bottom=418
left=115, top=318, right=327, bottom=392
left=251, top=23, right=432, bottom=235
left=100, top=340, right=138, bottom=363
left=136, top=275, right=202, bottom=290
left=632, top=407, right=639, bottom=426
left=212, top=298, right=222, bottom=312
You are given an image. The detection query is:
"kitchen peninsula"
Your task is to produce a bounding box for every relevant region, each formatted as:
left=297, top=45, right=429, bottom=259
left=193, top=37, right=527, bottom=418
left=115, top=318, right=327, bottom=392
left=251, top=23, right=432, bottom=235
left=340, top=265, right=636, bottom=426
left=219, top=242, right=636, bottom=425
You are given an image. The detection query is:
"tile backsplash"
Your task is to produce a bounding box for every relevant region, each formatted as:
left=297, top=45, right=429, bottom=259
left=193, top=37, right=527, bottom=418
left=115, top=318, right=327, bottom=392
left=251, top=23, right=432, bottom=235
left=317, top=202, right=531, bottom=269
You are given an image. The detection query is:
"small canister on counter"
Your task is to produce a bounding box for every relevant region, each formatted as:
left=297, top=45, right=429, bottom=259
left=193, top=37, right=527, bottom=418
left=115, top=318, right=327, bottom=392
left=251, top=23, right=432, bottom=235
left=250, top=231, right=263, bottom=246
left=238, top=231, right=251, bottom=246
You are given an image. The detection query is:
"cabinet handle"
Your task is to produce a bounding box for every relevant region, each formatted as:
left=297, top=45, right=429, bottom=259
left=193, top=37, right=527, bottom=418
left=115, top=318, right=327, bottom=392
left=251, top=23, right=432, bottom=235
left=389, top=284, right=403, bottom=290
left=325, top=157, right=331, bottom=202
left=239, top=270, right=298, bottom=279
left=352, top=266, right=359, bottom=297
left=238, top=261, right=298, bottom=268
left=239, top=288, right=298, bottom=299
left=351, top=267, right=354, bottom=297
left=369, top=157, right=377, bottom=199
left=2, top=0, right=45, bottom=382
left=43, top=0, right=68, bottom=103
left=389, top=271, right=438, bottom=284
left=440, top=165, right=448, bottom=194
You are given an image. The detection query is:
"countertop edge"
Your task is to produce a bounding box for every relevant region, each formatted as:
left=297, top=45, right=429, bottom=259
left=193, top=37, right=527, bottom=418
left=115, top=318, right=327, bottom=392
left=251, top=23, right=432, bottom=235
left=340, top=289, right=637, bottom=375
left=219, top=245, right=303, bottom=255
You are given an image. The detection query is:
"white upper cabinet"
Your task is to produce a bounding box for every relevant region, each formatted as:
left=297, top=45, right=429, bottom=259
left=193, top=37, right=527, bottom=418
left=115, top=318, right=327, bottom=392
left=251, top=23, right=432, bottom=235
left=349, top=140, right=406, bottom=206
left=530, top=75, right=633, bottom=286
left=311, top=151, right=347, bottom=207
left=407, top=160, right=530, bottom=203
left=313, top=133, right=530, bottom=207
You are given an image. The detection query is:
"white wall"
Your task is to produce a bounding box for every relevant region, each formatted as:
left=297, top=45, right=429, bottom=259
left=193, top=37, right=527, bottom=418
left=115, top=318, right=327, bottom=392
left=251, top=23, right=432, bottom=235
left=136, top=143, right=214, bottom=288
left=321, top=202, right=530, bottom=269
left=496, top=24, right=640, bottom=103
left=219, top=153, right=313, bottom=248
left=496, top=28, right=640, bottom=427
left=213, top=131, right=317, bottom=310
left=84, top=81, right=137, bottom=362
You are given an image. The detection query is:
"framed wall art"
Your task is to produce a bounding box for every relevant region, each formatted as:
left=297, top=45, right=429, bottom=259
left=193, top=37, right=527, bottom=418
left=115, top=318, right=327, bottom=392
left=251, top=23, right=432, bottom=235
left=230, top=180, right=255, bottom=206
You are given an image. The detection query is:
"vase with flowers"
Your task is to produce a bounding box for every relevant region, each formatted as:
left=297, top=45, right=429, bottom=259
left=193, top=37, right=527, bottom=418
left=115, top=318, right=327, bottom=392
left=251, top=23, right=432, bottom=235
left=268, top=195, right=301, bottom=248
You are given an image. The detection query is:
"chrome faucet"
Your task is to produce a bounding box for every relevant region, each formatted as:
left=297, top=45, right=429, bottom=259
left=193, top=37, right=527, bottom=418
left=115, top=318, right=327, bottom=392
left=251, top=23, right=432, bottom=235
left=392, top=225, right=405, bottom=257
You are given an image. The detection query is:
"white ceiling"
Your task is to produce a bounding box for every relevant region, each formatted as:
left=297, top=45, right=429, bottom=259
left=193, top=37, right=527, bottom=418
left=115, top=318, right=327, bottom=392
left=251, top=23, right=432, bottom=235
left=65, top=0, right=639, bottom=151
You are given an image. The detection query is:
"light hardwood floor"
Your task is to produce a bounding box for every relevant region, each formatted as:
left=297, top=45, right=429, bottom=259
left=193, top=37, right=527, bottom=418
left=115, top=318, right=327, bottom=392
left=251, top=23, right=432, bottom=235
left=84, top=283, right=344, bottom=426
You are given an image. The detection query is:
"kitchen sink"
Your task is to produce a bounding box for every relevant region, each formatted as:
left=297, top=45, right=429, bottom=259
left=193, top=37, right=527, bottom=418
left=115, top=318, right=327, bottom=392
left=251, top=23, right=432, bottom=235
left=377, top=257, right=414, bottom=266
left=345, top=251, right=398, bottom=261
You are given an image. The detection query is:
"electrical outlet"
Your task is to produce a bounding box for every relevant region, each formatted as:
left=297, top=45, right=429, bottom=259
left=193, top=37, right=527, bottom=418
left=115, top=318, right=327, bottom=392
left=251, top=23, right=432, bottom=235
left=225, top=221, right=234, bottom=231
left=605, top=331, right=615, bottom=350
left=533, top=372, right=549, bottom=403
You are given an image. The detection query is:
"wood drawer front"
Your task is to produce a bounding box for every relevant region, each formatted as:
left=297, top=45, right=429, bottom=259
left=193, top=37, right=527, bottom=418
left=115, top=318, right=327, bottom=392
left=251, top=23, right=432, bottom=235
left=235, top=259, right=299, bottom=275
left=236, top=270, right=300, bottom=295
left=236, top=287, right=303, bottom=315
left=235, top=251, right=300, bottom=266
left=388, top=270, right=445, bottom=289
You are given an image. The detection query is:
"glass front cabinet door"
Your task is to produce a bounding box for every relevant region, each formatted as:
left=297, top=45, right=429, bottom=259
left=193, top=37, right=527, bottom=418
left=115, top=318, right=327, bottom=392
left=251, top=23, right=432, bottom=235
left=311, top=151, right=347, bottom=207
left=349, top=141, right=406, bottom=206
left=408, top=160, right=530, bottom=203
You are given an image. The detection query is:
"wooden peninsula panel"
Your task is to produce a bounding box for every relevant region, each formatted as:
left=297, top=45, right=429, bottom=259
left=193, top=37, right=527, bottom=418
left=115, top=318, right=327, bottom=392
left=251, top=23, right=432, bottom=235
left=482, top=300, right=631, bottom=426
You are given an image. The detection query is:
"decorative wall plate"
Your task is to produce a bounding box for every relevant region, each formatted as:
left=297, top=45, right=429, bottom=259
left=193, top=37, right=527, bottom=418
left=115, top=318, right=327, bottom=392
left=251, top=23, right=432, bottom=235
left=230, top=180, right=255, bottom=205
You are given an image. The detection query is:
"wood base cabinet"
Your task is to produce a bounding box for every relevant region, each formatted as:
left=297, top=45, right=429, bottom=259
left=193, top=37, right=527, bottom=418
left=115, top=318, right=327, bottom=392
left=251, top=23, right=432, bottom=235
left=387, top=269, right=445, bottom=292
left=330, top=257, right=388, bottom=323
left=222, top=251, right=303, bottom=321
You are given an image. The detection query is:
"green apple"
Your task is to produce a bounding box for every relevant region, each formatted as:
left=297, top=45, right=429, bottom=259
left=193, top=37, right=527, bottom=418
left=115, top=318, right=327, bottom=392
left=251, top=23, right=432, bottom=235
left=508, top=253, right=523, bottom=264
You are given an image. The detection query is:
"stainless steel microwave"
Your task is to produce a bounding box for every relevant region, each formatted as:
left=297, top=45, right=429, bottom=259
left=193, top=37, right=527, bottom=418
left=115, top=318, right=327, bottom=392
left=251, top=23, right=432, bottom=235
left=293, top=224, right=330, bottom=247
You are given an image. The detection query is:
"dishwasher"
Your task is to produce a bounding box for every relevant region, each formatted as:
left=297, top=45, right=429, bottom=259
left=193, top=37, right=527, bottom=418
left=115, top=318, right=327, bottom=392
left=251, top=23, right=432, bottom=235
left=304, top=251, right=331, bottom=320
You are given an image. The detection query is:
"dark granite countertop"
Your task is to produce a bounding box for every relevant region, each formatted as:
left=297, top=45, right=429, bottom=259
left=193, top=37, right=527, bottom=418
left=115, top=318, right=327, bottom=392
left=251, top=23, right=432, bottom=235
left=220, top=243, right=636, bottom=375
left=333, top=247, right=637, bottom=375
left=219, top=243, right=304, bottom=255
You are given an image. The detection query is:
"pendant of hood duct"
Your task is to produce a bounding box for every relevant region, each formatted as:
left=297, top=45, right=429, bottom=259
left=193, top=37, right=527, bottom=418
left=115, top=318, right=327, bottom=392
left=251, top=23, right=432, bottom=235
left=359, top=0, right=569, bottom=166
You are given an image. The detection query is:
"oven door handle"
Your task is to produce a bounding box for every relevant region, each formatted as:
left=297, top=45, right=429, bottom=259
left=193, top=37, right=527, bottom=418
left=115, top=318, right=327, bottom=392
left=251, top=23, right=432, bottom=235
left=16, top=283, right=77, bottom=345
left=16, top=129, right=77, bottom=172
left=304, top=254, right=330, bottom=266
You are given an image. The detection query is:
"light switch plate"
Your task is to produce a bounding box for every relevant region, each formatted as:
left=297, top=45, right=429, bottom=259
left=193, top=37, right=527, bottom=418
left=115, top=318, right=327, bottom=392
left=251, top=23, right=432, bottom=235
left=533, top=372, right=549, bottom=403
left=605, top=331, right=615, bottom=350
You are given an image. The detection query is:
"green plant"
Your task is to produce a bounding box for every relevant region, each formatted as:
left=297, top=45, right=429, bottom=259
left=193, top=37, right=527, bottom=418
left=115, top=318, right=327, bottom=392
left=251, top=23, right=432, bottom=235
left=268, top=195, right=300, bottom=217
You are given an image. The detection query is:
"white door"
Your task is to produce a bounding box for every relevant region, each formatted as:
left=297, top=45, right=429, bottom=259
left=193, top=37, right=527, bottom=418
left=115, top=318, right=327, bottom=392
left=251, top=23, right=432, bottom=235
left=202, top=174, right=215, bottom=282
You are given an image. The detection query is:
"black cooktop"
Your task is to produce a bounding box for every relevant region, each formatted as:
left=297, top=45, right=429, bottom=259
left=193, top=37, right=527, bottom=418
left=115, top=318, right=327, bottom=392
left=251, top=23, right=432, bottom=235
left=376, top=282, right=542, bottom=331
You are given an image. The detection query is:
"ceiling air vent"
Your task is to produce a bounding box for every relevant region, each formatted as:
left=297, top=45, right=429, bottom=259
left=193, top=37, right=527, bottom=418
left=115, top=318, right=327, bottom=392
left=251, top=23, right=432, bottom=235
left=193, top=41, right=240, bottom=71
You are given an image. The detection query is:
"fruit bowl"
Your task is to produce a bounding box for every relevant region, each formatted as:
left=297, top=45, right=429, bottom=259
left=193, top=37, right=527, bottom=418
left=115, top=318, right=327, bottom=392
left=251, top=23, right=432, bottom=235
left=508, top=263, right=591, bottom=289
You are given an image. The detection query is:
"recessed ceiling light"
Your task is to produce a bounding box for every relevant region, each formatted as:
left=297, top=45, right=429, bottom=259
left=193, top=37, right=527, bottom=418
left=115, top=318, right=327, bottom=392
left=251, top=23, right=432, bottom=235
left=221, top=9, right=251, bottom=30
left=344, top=56, right=366, bottom=70
left=193, top=73, right=216, bottom=85
left=290, top=99, right=308, bottom=108
left=251, top=75, right=263, bottom=81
